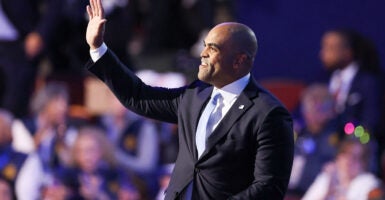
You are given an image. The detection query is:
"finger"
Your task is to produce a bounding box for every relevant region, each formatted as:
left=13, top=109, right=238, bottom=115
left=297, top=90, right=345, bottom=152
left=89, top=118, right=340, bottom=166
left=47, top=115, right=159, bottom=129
left=97, top=19, right=107, bottom=31
left=96, top=0, right=104, bottom=18
left=100, top=19, right=107, bottom=25
left=94, top=0, right=100, bottom=17
left=90, top=0, right=98, bottom=16
left=86, top=5, right=93, bottom=19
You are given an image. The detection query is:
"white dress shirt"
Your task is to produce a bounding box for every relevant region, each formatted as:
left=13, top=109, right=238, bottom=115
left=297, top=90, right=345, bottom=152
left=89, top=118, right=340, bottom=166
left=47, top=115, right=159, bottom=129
left=208, top=74, right=250, bottom=131
left=329, top=62, right=359, bottom=113
left=90, top=43, right=108, bottom=62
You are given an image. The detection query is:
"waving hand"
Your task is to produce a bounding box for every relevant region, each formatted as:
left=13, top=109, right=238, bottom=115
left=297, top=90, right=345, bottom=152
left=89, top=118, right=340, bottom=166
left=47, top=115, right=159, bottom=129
left=86, top=0, right=107, bottom=50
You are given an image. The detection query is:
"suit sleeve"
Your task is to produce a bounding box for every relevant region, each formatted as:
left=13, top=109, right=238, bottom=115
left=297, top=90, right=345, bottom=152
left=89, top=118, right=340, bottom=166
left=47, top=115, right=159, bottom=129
left=229, top=107, right=294, bottom=199
left=358, top=75, right=381, bottom=135
left=87, top=49, right=183, bottom=123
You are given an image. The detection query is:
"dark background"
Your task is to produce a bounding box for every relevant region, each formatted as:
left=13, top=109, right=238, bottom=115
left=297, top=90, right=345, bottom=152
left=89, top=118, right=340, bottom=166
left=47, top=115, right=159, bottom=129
left=235, top=0, right=385, bottom=83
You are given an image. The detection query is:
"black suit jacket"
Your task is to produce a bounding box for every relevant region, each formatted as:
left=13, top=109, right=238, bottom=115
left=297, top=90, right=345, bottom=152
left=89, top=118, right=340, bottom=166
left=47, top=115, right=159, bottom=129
left=88, top=50, right=294, bottom=199
left=340, top=70, right=382, bottom=134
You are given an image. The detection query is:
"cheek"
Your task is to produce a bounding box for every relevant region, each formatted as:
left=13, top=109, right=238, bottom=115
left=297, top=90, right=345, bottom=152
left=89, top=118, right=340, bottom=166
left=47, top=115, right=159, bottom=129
left=321, top=51, right=335, bottom=63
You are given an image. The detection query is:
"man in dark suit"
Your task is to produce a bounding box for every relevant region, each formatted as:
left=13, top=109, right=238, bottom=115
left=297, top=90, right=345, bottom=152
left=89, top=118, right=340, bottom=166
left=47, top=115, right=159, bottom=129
left=320, top=29, right=383, bottom=173
left=86, top=0, right=294, bottom=199
left=320, top=29, right=383, bottom=135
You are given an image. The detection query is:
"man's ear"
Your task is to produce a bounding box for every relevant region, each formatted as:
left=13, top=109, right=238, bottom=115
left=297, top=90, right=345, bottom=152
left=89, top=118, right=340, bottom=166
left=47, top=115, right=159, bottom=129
left=234, top=54, right=248, bottom=68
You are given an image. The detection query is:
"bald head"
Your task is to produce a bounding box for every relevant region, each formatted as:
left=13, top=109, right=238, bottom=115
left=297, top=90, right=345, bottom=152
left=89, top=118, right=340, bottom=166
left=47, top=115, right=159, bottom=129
left=212, top=22, right=258, bottom=63
left=199, top=22, right=258, bottom=88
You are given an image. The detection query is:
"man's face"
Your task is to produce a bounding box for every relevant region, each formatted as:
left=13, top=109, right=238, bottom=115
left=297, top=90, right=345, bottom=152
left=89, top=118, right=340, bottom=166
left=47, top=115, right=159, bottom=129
left=320, top=32, right=351, bottom=71
left=44, top=96, right=68, bottom=125
left=198, top=25, right=237, bottom=88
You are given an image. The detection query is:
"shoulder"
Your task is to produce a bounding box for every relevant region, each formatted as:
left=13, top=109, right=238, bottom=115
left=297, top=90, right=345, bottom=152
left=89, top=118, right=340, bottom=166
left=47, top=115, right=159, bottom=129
left=347, top=173, right=381, bottom=199
left=250, top=80, right=290, bottom=117
left=185, top=79, right=211, bottom=91
left=351, top=173, right=380, bottom=186
left=353, top=70, right=381, bottom=87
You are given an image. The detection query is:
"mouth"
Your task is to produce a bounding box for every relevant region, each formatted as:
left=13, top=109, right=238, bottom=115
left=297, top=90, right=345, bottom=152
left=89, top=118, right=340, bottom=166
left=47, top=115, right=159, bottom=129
left=200, top=60, right=209, bottom=68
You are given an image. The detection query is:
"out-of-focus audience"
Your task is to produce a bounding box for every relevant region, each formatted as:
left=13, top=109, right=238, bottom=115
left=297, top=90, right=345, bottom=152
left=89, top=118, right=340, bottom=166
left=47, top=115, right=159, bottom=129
left=47, top=0, right=134, bottom=76
left=98, top=91, right=160, bottom=199
left=302, top=137, right=384, bottom=200
left=0, top=109, right=43, bottom=200
left=0, top=176, right=13, bottom=200
left=156, top=163, right=174, bottom=200
left=0, top=0, right=61, bottom=118
left=54, top=126, right=141, bottom=200
left=12, top=82, right=78, bottom=174
left=287, top=84, right=340, bottom=198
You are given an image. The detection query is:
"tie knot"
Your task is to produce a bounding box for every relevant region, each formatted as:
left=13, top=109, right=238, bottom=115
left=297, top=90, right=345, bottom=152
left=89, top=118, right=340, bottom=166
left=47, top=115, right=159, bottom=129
left=212, top=93, right=223, bottom=105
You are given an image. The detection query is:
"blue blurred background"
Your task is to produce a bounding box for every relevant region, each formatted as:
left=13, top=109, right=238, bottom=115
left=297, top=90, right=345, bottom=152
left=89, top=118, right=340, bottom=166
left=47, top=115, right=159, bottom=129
left=236, top=0, right=385, bottom=83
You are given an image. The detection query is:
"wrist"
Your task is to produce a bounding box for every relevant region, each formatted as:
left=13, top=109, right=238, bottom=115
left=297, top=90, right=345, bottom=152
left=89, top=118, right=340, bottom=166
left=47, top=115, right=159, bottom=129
left=90, top=43, right=108, bottom=62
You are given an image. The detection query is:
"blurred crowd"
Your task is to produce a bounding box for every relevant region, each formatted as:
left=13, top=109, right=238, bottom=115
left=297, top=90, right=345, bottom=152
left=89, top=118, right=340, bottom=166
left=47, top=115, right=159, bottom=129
left=1, top=0, right=385, bottom=200
left=286, top=29, right=385, bottom=200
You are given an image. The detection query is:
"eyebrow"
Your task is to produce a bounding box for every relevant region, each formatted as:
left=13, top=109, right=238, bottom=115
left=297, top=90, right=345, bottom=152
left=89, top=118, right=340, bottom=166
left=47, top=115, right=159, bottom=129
left=203, top=41, right=220, bottom=50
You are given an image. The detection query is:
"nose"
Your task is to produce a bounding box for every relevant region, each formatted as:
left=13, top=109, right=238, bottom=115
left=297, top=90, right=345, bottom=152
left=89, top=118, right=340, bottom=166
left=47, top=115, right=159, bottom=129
left=200, top=46, right=208, bottom=58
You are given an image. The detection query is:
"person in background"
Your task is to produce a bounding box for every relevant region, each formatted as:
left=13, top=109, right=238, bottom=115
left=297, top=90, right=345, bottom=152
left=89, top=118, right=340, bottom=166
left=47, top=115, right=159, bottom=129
left=40, top=180, right=69, bottom=200
left=0, top=0, right=62, bottom=117
left=287, top=84, right=340, bottom=199
left=98, top=88, right=159, bottom=198
left=0, top=109, right=44, bottom=200
left=135, top=69, right=187, bottom=165
left=156, top=163, right=175, bottom=200
left=11, top=82, right=78, bottom=173
left=320, top=28, right=383, bottom=142
left=47, top=0, right=133, bottom=75
left=57, top=126, right=140, bottom=199
left=320, top=28, right=384, bottom=175
left=302, top=137, right=384, bottom=200
left=117, top=176, right=142, bottom=200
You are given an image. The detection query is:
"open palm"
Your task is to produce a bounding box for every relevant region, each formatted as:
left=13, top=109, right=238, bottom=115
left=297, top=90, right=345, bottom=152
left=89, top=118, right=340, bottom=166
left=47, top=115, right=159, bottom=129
left=86, top=0, right=107, bottom=49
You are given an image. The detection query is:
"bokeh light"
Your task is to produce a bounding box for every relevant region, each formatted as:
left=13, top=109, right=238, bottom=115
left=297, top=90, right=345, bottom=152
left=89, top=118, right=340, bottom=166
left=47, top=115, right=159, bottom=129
left=360, top=132, right=370, bottom=144
left=344, top=122, right=355, bottom=135
left=354, top=125, right=365, bottom=138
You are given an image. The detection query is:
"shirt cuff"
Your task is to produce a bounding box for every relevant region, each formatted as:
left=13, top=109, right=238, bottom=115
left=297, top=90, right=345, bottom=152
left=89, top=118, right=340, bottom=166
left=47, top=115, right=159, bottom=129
left=90, top=43, right=108, bottom=62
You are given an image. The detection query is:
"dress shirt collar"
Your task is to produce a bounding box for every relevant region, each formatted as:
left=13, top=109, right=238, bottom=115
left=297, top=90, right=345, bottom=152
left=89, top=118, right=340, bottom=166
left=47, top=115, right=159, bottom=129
left=339, top=61, right=359, bottom=84
left=211, top=73, right=250, bottom=104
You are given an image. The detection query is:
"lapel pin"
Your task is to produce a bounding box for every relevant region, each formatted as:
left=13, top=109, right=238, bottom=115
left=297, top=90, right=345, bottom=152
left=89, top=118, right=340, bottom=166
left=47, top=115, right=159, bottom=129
left=238, top=105, right=244, bottom=109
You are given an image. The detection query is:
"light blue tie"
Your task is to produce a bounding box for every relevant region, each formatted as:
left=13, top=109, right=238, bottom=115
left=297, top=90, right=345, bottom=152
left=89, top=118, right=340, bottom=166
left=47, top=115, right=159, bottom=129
left=196, top=93, right=223, bottom=158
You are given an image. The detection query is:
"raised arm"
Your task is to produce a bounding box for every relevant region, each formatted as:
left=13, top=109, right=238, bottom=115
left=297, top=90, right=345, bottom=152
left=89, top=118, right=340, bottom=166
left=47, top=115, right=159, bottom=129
left=85, top=0, right=182, bottom=123
left=86, top=0, right=107, bottom=50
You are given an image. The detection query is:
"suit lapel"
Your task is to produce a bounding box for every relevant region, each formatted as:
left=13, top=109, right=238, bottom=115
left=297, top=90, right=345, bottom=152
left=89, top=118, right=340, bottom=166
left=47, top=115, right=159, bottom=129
left=191, top=86, right=213, bottom=160
left=199, top=79, right=259, bottom=160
